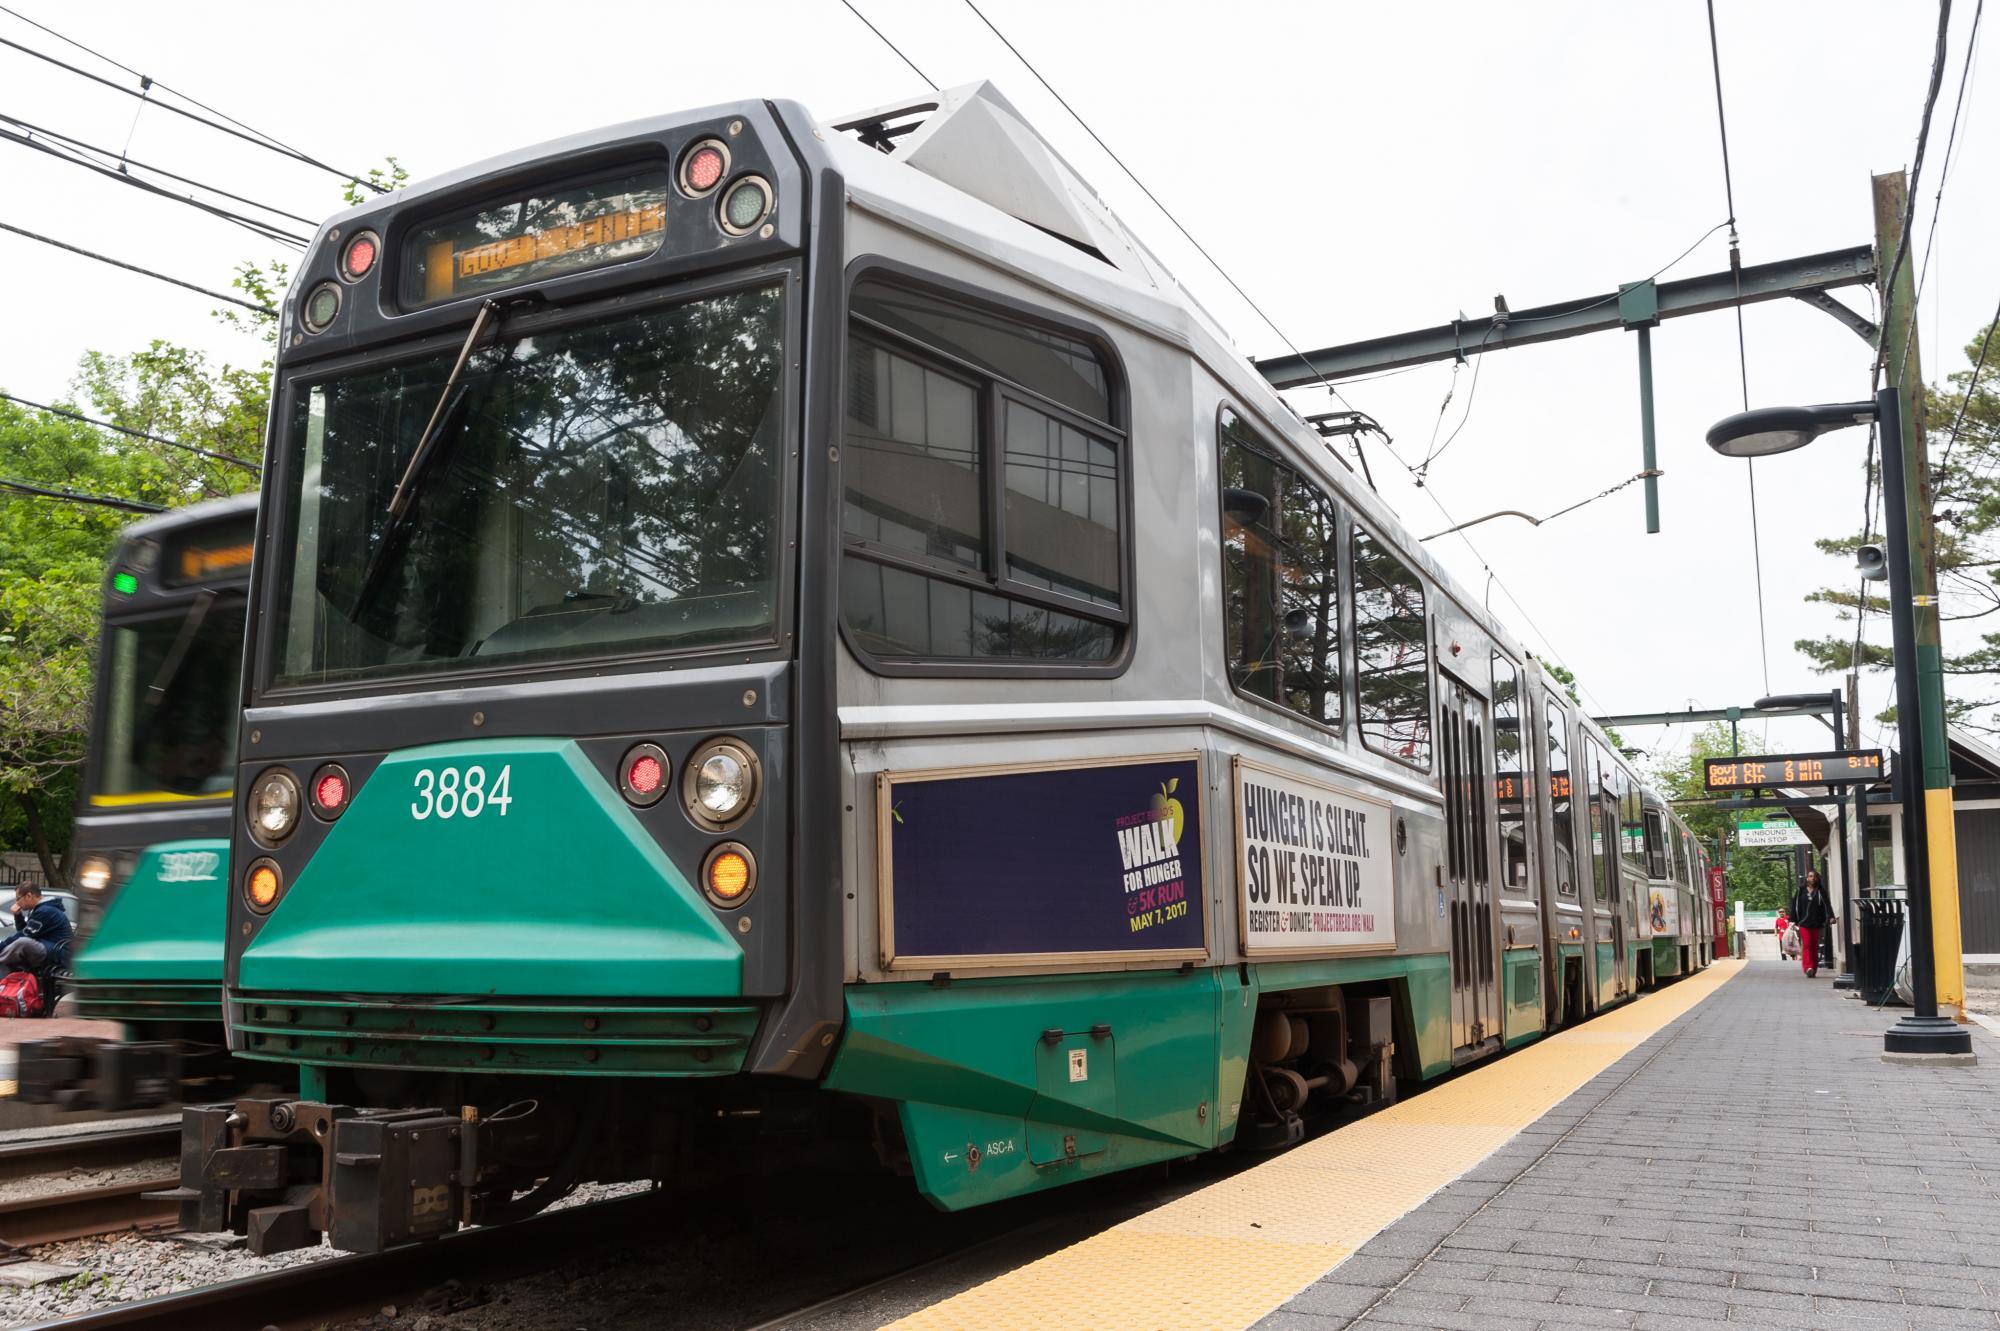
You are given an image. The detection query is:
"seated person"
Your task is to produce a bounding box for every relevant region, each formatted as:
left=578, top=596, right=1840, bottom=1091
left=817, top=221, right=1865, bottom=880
left=2, top=885, right=73, bottom=976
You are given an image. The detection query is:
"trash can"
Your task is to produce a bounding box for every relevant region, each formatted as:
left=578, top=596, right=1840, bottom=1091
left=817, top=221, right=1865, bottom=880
left=1856, top=889, right=1907, bottom=1005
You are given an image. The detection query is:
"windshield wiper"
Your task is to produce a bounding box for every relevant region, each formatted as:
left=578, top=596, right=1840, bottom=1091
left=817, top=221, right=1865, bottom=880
left=347, top=300, right=505, bottom=624
left=143, top=589, right=216, bottom=712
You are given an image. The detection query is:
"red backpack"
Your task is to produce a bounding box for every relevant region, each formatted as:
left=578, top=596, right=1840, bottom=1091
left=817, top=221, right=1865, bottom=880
left=0, top=970, right=42, bottom=1018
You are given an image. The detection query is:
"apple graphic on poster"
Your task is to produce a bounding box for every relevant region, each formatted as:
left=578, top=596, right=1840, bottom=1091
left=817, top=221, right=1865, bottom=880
left=1152, top=777, right=1184, bottom=846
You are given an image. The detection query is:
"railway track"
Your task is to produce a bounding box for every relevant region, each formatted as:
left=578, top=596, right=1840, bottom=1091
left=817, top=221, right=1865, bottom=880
left=9, top=1189, right=672, bottom=1331
left=0, top=1177, right=180, bottom=1249
left=0, top=1124, right=180, bottom=1183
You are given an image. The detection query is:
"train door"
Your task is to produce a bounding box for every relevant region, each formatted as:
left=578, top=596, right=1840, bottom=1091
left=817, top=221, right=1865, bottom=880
left=1584, top=738, right=1626, bottom=1003
left=1541, top=690, right=1585, bottom=1022
left=1440, top=675, right=1498, bottom=1057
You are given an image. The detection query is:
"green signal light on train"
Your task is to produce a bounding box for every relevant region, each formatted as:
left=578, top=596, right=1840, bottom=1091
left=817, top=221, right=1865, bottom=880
left=112, top=571, right=138, bottom=595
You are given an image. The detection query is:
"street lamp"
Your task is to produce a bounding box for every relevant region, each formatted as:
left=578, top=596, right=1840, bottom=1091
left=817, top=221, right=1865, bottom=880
left=1707, top=387, right=1972, bottom=1059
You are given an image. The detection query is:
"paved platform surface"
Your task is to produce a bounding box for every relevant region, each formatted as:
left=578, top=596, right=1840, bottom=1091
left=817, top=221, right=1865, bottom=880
left=1260, top=961, right=2000, bottom=1331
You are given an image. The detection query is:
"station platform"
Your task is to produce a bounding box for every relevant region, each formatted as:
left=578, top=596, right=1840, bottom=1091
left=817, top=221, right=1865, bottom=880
left=891, top=960, right=2000, bottom=1330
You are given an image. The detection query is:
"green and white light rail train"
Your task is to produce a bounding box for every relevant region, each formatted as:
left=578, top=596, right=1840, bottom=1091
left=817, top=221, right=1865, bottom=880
left=166, top=84, right=1711, bottom=1254
left=17, top=497, right=254, bottom=1109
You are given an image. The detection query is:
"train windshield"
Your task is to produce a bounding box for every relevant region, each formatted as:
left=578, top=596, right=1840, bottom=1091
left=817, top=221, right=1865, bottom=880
left=271, top=283, right=786, bottom=689
left=94, top=598, right=245, bottom=801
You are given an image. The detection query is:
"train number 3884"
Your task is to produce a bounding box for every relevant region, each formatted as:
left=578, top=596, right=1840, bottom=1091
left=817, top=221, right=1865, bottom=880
left=410, top=765, right=513, bottom=820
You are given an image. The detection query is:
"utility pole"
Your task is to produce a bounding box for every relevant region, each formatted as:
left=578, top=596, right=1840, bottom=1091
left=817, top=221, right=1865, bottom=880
left=1873, top=170, right=1965, bottom=1021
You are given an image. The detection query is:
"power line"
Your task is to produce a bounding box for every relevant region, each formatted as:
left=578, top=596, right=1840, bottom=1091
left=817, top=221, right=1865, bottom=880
left=1875, top=0, right=1955, bottom=395
left=0, top=3, right=344, bottom=175
left=0, top=220, right=275, bottom=314
left=1939, top=293, right=1999, bottom=478
left=954, top=0, right=1368, bottom=420
left=836, top=0, right=938, bottom=90
left=0, top=476, right=164, bottom=513
left=1703, top=0, right=1771, bottom=697
left=0, top=122, right=307, bottom=246
left=0, top=109, right=316, bottom=225
left=0, top=391, right=260, bottom=473
left=0, top=30, right=382, bottom=193
left=1906, top=0, right=1984, bottom=380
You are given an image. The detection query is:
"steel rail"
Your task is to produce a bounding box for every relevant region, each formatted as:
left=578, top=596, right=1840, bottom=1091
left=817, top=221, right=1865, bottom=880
left=0, top=1126, right=181, bottom=1183
left=0, top=1177, right=179, bottom=1247
left=10, top=1189, right=672, bottom=1331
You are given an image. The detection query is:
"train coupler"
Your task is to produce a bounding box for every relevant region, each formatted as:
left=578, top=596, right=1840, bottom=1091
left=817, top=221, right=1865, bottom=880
left=14, top=1037, right=182, bottom=1110
left=158, top=1098, right=472, bottom=1255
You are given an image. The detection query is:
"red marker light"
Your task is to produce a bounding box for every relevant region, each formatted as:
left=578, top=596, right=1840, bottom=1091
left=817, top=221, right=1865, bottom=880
left=619, top=743, right=670, bottom=806
left=309, top=762, right=352, bottom=819
left=687, top=148, right=724, bottom=192
left=680, top=140, right=729, bottom=196
left=341, top=232, right=379, bottom=280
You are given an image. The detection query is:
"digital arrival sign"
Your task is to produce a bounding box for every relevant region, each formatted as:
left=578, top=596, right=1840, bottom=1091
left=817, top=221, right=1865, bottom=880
left=1234, top=757, right=1395, bottom=953
left=879, top=753, right=1206, bottom=966
left=1702, top=749, right=1884, bottom=792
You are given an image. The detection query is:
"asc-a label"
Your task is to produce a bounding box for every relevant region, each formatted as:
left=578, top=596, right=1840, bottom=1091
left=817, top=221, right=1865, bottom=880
left=1234, top=757, right=1396, bottom=953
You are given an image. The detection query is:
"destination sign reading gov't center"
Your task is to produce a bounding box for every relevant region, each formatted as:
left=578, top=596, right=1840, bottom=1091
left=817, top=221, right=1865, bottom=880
left=1702, top=749, right=1884, bottom=792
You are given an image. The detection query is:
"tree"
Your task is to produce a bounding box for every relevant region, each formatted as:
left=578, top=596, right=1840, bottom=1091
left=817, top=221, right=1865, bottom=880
left=1649, top=722, right=1798, bottom=913
left=0, top=162, right=402, bottom=881
left=1795, top=316, right=2000, bottom=735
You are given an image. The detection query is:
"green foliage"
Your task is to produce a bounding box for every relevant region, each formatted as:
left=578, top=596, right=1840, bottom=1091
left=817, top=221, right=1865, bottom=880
left=1543, top=661, right=1621, bottom=748
left=1648, top=722, right=1795, bottom=912
left=1797, top=316, right=2000, bottom=731
left=0, top=158, right=406, bottom=879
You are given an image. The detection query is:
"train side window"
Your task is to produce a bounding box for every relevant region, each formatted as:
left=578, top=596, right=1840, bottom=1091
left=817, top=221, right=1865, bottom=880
left=1585, top=738, right=1610, bottom=902
left=1217, top=409, right=1342, bottom=728
left=1493, top=654, right=1532, bottom=893
left=1351, top=526, right=1431, bottom=768
left=1619, top=770, right=1647, bottom=873
left=1643, top=808, right=1669, bottom=880
left=1545, top=692, right=1575, bottom=898
left=841, top=277, right=1127, bottom=667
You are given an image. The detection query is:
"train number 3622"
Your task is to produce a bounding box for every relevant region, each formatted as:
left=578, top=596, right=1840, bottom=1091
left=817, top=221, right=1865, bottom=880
left=410, top=765, right=513, bottom=820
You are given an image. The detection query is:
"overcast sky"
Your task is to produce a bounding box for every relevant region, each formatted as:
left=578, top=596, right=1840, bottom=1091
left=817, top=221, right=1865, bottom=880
left=1, top=1, right=1990, bottom=768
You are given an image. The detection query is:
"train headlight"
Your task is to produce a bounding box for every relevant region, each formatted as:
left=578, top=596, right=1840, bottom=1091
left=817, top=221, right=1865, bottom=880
left=683, top=737, right=759, bottom=830
left=245, top=858, right=283, bottom=914
left=77, top=856, right=113, bottom=893
left=702, top=843, right=756, bottom=908
left=248, top=767, right=302, bottom=846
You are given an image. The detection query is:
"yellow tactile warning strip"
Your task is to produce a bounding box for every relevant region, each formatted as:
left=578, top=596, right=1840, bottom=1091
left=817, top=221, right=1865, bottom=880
left=889, top=958, right=1745, bottom=1331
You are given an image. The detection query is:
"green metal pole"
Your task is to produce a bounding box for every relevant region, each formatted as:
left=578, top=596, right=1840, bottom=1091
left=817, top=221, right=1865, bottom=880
left=1873, top=169, right=1964, bottom=1017
left=1637, top=325, right=1659, bottom=533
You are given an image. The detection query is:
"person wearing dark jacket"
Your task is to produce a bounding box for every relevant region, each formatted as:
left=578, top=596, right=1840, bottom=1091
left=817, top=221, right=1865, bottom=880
left=1789, top=869, right=1833, bottom=978
left=1, top=886, right=73, bottom=974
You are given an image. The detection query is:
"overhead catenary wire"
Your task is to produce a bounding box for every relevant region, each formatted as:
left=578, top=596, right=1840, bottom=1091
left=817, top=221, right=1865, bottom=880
left=0, top=1, right=345, bottom=174
left=1904, top=0, right=1984, bottom=380
left=0, top=475, right=165, bottom=513
left=1703, top=0, right=1771, bottom=700
left=0, top=123, right=308, bottom=247
left=0, top=27, right=384, bottom=192
left=0, top=110, right=316, bottom=226
left=1939, top=290, right=2000, bottom=477
left=836, top=0, right=938, bottom=90
left=0, top=220, right=276, bottom=314
left=1878, top=0, right=1960, bottom=394
left=954, top=0, right=1370, bottom=424
left=0, top=391, right=261, bottom=473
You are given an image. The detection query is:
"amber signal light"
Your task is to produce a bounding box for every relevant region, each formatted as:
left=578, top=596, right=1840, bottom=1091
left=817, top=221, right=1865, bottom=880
left=703, top=843, right=755, bottom=908
left=245, top=858, right=282, bottom=914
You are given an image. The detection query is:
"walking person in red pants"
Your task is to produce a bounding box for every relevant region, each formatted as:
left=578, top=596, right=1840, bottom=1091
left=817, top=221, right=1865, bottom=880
left=1789, top=869, right=1833, bottom=978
